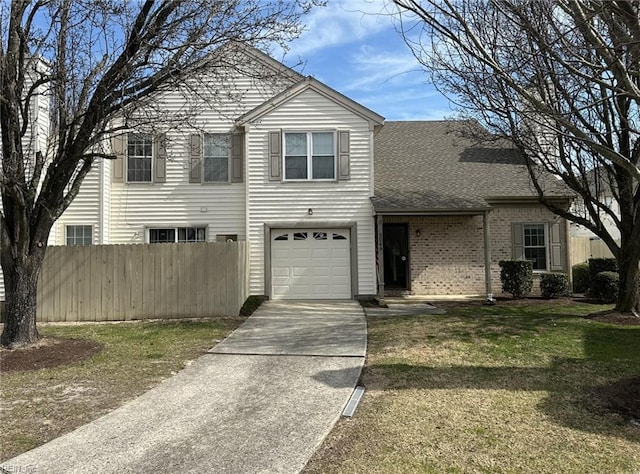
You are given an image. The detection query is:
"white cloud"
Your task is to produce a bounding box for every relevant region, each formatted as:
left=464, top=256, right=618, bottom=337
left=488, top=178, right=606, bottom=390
left=341, top=44, right=421, bottom=91
left=280, top=0, right=393, bottom=59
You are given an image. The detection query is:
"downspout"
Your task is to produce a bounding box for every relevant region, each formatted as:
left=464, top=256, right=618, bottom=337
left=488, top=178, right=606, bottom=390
left=483, top=210, right=495, bottom=305
left=98, top=159, right=104, bottom=244
left=376, top=213, right=385, bottom=305
left=565, top=216, right=572, bottom=288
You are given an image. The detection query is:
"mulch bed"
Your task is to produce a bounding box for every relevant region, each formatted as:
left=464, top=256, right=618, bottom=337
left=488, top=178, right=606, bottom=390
left=587, top=310, right=640, bottom=326
left=0, top=337, right=103, bottom=373
left=591, top=377, right=640, bottom=422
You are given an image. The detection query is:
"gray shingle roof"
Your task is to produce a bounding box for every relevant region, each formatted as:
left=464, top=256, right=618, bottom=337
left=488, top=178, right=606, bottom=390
left=373, top=121, right=571, bottom=213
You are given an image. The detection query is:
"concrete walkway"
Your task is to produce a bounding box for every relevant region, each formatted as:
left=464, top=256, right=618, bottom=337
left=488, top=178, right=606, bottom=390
left=1, top=301, right=366, bottom=474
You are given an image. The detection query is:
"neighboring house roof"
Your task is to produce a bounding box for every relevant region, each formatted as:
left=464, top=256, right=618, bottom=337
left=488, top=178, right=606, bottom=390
left=236, top=76, right=385, bottom=127
left=373, top=120, right=572, bottom=214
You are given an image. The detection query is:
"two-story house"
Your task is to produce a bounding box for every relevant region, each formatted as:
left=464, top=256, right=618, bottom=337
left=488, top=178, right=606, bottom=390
left=0, top=45, right=573, bottom=306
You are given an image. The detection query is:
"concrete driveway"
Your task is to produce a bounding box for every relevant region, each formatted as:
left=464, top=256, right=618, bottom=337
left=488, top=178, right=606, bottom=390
left=1, top=301, right=366, bottom=474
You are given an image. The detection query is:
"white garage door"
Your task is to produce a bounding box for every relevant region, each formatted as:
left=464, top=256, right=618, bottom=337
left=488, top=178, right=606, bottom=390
left=271, top=229, right=351, bottom=299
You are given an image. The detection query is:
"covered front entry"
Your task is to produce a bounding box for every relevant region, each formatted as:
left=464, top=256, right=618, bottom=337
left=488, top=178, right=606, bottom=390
left=375, top=212, right=494, bottom=301
left=271, top=228, right=351, bottom=299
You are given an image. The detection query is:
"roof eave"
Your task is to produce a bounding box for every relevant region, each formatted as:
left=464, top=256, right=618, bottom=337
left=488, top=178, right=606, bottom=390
left=484, top=195, right=575, bottom=204
left=373, top=207, right=491, bottom=216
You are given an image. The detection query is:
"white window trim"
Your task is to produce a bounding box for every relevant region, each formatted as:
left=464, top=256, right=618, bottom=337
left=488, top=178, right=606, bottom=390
left=66, top=224, right=93, bottom=246
left=203, top=132, right=231, bottom=184
left=282, top=130, right=337, bottom=182
left=126, top=133, right=154, bottom=184
left=146, top=226, right=208, bottom=243
left=522, top=222, right=550, bottom=272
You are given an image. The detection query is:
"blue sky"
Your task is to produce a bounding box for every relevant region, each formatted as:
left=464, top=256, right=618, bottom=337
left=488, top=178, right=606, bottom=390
left=276, top=0, right=455, bottom=121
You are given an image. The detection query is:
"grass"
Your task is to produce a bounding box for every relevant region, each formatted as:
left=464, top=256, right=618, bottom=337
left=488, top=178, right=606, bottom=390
left=304, top=301, right=640, bottom=474
left=0, top=317, right=243, bottom=462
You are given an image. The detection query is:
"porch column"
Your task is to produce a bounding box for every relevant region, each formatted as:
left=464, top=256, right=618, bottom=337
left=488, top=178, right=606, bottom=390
left=483, top=211, right=494, bottom=303
left=376, top=215, right=385, bottom=305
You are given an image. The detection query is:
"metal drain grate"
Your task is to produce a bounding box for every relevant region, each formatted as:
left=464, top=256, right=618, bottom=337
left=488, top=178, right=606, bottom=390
left=342, top=386, right=365, bottom=417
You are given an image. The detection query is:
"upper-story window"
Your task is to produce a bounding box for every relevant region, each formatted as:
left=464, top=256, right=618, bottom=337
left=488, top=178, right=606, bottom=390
left=284, top=132, right=335, bottom=181
left=204, top=134, right=230, bottom=182
left=127, top=134, right=153, bottom=182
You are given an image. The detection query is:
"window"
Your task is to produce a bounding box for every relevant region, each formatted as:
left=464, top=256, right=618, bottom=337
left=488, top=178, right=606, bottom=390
left=66, top=225, right=92, bottom=246
left=149, top=227, right=206, bottom=243
left=284, top=132, right=335, bottom=180
left=204, top=134, right=229, bottom=182
left=523, top=224, right=547, bottom=270
left=215, top=234, right=238, bottom=242
left=127, top=134, right=153, bottom=182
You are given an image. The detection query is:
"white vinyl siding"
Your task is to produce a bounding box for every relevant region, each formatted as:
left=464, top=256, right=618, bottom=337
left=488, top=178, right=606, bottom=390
left=53, top=160, right=104, bottom=245
left=246, top=88, right=377, bottom=297
left=107, top=65, right=296, bottom=244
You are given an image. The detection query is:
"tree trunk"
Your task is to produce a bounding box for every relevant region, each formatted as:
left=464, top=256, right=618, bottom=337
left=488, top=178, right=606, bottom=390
left=615, top=243, right=640, bottom=313
left=0, top=252, right=44, bottom=348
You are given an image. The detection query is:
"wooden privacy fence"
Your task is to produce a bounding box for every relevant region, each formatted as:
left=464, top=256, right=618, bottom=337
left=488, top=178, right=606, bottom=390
left=571, top=237, right=616, bottom=265
left=36, top=242, right=249, bottom=322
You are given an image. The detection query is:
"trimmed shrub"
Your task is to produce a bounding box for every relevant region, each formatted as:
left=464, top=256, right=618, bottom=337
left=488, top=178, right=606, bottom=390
left=540, top=273, right=569, bottom=298
left=499, top=260, right=533, bottom=299
left=572, top=262, right=590, bottom=294
left=590, top=271, right=619, bottom=303
left=588, top=258, right=618, bottom=281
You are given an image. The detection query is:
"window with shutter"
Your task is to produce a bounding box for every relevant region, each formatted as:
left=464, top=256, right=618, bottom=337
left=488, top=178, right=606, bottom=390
left=189, top=132, right=243, bottom=184
left=511, top=221, right=566, bottom=272
left=282, top=131, right=337, bottom=181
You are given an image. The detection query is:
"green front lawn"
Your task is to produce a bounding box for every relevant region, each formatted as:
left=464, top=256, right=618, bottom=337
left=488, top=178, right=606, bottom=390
left=305, top=301, right=640, bottom=473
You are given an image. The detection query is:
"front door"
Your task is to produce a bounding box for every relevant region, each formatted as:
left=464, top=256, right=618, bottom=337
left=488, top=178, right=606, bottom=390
left=383, top=224, right=409, bottom=289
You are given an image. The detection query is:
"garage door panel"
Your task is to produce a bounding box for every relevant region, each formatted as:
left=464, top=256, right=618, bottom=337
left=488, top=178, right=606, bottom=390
left=292, top=248, right=311, bottom=257
left=271, top=228, right=351, bottom=300
left=331, top=266, right=349, bottom=276
left=311, top=267, right=330, bottom=277
left=311, top=248, right=331, bottom=258
left=331, top=248, right=349, bottom=258
left=292, top=266, right=310, bottom=277
left=273, top=267, right=291, bottom=279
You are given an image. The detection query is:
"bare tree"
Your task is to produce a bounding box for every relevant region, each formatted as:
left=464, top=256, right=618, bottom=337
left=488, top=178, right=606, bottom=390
left=0, top=0, right=318, bottom=348
left=390, top=0, right=640, bottom=312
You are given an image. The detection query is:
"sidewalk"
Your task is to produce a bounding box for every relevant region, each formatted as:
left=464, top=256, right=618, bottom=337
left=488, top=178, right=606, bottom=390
left=1, top=301, right=366, bottom=474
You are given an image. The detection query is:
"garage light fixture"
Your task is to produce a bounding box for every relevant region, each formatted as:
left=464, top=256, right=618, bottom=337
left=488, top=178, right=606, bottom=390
left=308, top=208, right=313, bottom=215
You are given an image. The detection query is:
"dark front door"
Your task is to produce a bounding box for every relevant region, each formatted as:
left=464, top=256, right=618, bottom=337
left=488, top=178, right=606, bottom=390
left=383, top=224, right=409, bottom=289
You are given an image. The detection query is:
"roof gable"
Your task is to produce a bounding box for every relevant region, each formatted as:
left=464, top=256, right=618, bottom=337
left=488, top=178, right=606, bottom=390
left=236, top=76, right=384, bottom=127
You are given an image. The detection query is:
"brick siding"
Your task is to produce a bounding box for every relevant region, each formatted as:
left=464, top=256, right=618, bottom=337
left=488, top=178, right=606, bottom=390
left=384, top=204, right=566, bottom=296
